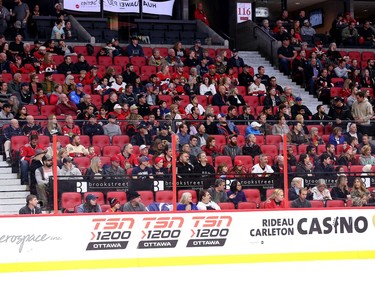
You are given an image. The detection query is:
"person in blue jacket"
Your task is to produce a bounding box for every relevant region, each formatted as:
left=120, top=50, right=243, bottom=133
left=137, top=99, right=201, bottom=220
left=177, top=192, right=198, bottom=211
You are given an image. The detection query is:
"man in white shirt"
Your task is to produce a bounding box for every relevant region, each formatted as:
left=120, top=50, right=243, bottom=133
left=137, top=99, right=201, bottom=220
left=251, top=154, right=274, bottom=177
left=248, top=74, right=266, bottom=96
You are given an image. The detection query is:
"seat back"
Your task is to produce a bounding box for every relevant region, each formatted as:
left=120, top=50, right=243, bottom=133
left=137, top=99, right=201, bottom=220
left=243, top=189, right=261, bottom=204
left=238, top=202, right=257, bottom=209
left=218, top=202, right=235, bottom=209
left=178, top=189, right=198, bottom=203
left=155, top=190, right=174, bottom=204
left=61, top=192, right=82, bottom=212
left=92, top=135, right=110, bottom=149
left=138, top=190, right=155, bottom=206
left=106, top=191, right=127, bottom=204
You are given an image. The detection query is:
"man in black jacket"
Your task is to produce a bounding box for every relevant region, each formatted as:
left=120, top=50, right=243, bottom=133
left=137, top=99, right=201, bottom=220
left=19, top=194, right=42, bottom=214
left=328, top=97, right=353, bottom=131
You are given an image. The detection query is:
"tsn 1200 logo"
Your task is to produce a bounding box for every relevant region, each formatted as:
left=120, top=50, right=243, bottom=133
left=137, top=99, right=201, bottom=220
left=137, top=216, right=184, bottom=249
left=187, top=216, right=232, bottom=247
left=86, top=218, right=134, bottom=251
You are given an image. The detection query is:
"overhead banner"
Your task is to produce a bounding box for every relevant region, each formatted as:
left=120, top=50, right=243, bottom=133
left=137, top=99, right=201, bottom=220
left=143, top=0, right=175, bottom=16
left=103, top=0, right=139, bottom=13
left=63, top=0, right=101, bottom=12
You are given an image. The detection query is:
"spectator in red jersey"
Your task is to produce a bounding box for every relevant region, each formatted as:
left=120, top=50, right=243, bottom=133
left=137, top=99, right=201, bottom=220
left=33, top=45, right=46, bottom=62
left=194, top=2, right=209, bottom=26
left=111, top=104, right=126, bottom=119
left=40, top=52, right=56, bottom=72
left=118, top=143, right=139, bottom=170
left=10, top=55, right=26, bottom=74
left=62, top=115, right=80, bottom=137
left=19, top=134, right=45, bottom=185
left=55, top=93, right=77, bottom=116
left=86, top=65, right=102, bottom=85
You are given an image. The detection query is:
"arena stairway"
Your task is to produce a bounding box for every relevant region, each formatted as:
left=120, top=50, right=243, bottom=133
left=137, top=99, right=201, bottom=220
left=239, top=51, right=320, bottom=113
left=0, top=156, right=29, bottom=214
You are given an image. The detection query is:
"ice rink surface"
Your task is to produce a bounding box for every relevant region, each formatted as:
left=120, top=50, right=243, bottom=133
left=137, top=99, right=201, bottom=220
left=3, top=259, right=375, bottom=281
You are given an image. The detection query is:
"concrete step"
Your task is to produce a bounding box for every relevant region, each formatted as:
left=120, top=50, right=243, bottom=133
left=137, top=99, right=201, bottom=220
left=0, top=179, right=23, bottom=186
left=0, top=174, right=18, bottom=179
left=0, top=204, right=23, bottom=213
left=0, top=191, right=29, bottom=198
left=0, top=167, right=12, bottom=174
left=0, top=198, right=25, bottom=204
left=0, top=185, right=28, bottom=192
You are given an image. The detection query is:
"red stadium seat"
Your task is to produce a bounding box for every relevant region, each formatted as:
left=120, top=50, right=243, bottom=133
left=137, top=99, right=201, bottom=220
left=297, top=144, right=308, bottom=154
left=57, top=136, right=71, bottom=147
left=237, top=86, right=247, bottom=96
left=140, top=65, right=157, bottom=79
left=11, top=136, right=28, bottom=152
left=237, top=135, right=245, bottom=147
left=234, top=155, right=253, bottom=170
left=130, top=57, right=147, bottom=67
left=238, top=202, right=257, bottom=209
left=53, top=55, right=64, bottom=65
left=178, top=190, right=198, bottom=203
left=142, top=47, right=152, bottom=58
left=326, top=200, right=345, bottom=208
left=179, top=95, right=190, bottom=108
left=331, top=78, right=344, bottom=86
left=114, top=56, right=129, bottom=66
left=2, top=73, right=12, bottom=82
left=265, top=135, right=282, bottom=146
left=158, top=47, right=169, bottom=57
left=196, top=95, right=207, bottom=107
left=348, top=51, right=361, bottom=61
left=214, top=156, right=233, bottom=169
left=61, top=192, right=82, bottom=212
left=98, top=56, right=113, bottom=67
left=159, top=95, right=172, bottom=106
left=83, top=192, right=105, bottom=205
left=244, top=96, right=259, bottom=107
left=38, top=135, right=50, bottom=147
left=210, top=105, right=220, bottom=115
left=266, top=188, right=275, bottom=199
left=40, top=105, right=56, bottom=117
left=75, top=157, right=91, bottom=170
left=211, top=135, right=227, bottom=148
left=137, top=190, right=154, bottom=206
left=100, top=204, right=110, bottom=212
left=85, top=56, right=97, bottom=65
left=25, top=105, right=39, bottom=116
left=91, top=95, right=102, bottom=108
left=310, top=200, right=325, bottom=208
left=306, top=125, right=323, bottom=135
left=255, top=135, right=265, bottom=145
left=112, top=135, right=130, bottom=147
left=339, top=51, right=347, bottom=57
left=221, top=105, right=229, bottom=115
left=79, top=135, right=91, bottom=147
left=350, top=165, right=365, bottom=175
left=237, top=125, right=247, bottom=136
left=317, top=144, right=326, bottom=155
left=102, top=145, right=121, bottom=157
left=243, top=189, right=260, bottom=204
left=100, top=156, right=111, bottom=166
left=106, top=191, right=127, bottom=204
left=260, top=144, right=278, bottom=158
left=70, top=56, right=78, bottom=64
left=97, top=65, right=107, bottom=75
left=255, top=106, right=264, bottom=116
left=206, top=156, right=213, bottom=166
left=155, top=190, right=173, bottom=204
left=52, top=74, right=65, bottom=84
left=74, top=46, right=88, bottom=56
left=218, top=202, right=235, bottom=209
left=330, top=87, right=342, bottom=98
left=93, top=46, right=102, bottom=57
left=110, top=65, right=123, bottom=74
left=92, top=135, right=110, bottom=149
left=336, top=144, right=345, bottom=155
left=362, top=51, right=375, bottom=62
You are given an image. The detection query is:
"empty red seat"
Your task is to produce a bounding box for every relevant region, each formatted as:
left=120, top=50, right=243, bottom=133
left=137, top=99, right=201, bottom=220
left=100, top=204, right=111, bottom=212
left=85, top=56, right=97, bottom=65
left=234, top=155, right=253, bottom=170
left=326, top=200, right=345, bottom=208
left=74, top=157, right=91, bottom=170
left=362, top=51, right=375, bottom=62
left=238, top=202, right=257, bottom=209
left=102, top=145, right=121, bottom=157
left=83, top=192, right=105, bottom=205
left=25, top=105, right=39, bottom=116
left=211, top=135, right=227, bottom=148
left=243, top=189, right=260, bottom=204
left=53, top=55, right=64, bottom=65
left=348, top=51, right=361, bottom=61
left=265, top=135, right=282, bottom=146
left=218, top=202, right=235, bottom=209
left=91, top=95, right=102, bottom=108
left=178, top=190, right=198, bottom=203
left=142, top=47, right=153, bottom=58
left=244, top=96, right=259, bottom=107
left=52, top=74, right=65, bottom=84
left=159, top=95, right=172, bottom=106
left=38, top=135, right=50, bottom=147
left=106, top=191, right=127, bottom=204
left=297, top=144, right=308, bottom=154
left=237, top=125, right=247, bottom=136
left=310, top=200, right=325, bottom=208
left=98, top=56, right=113, bottom=67
left=40, top=105, right=56, bottom=116
left=112, top=135, right=130, bottom=147
left=260, top=144, right=278, bottom=158
left=237, top=86, right=247, bottom=96
left=137, top=190, right=154, bottom=206
left=61, top=192, right=82, bottom=212
left=11, top=136, right=29, bottom=152
left=92, top=135, right=110, bottom=149
left=130, top=57, right=147, bottom=67
left=100, top=156, right=111, bottom=166
left=141, top=65, right=157, bottom=79
left=196, top=95, right=207, bottom=107
left=57, top=135, right=71, bottom=147
left=74, top=46, right=89, bottom=56
left=79, top=135, right=91, bottom=147
left=114, top=56, right=129, bottom=66
left=155, top=190, right=174, bottom=204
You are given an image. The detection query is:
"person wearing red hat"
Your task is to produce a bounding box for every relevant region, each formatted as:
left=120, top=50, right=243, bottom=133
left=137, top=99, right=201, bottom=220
left=337, top=145, right=355, bottom=166
left=107, top=198, right=121, bottom=212
left=152, top=156, right=168, bottom=180
left=230, top=159, right=246, bottom=177
left=103, top=155, right=126, bottom=179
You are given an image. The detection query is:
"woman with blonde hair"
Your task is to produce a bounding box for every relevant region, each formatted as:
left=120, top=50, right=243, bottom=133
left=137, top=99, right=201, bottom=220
left=331, top=175, right=350, bottom=200
left=265, top=189, right=285, bottom=209
left=307, top=126, right=324, bottom=147
left=41, top=52, right=56, bottom=72
left=359, top=145, right=375, bottom=165
left=177, top=192, right=198, bottom=210
left=228, top=87, right=245, bottom=106
left=43, top=114, right=62, bottom=141
left=351, top=178, right=371, bottom=206
left=85, top=157, right=103, bottom=181
left=169, top=104, right=182, bottom=129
